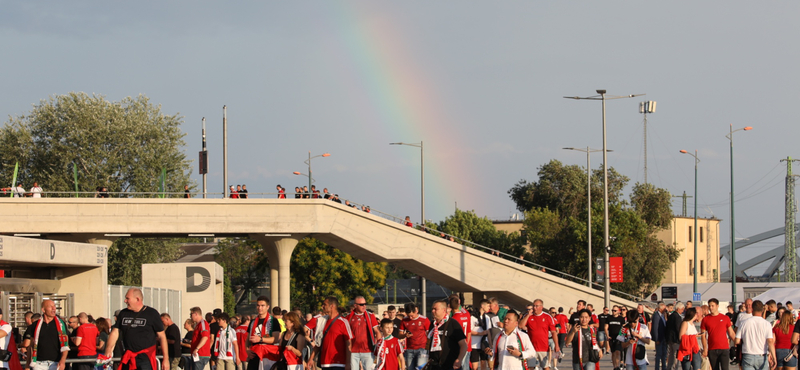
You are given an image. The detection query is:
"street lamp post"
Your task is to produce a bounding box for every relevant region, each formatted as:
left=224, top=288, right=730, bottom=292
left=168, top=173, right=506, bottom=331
left=726, top=125, right=752, bottom=306
left=563, top=147, right=613, bottom=288
left=301, top=152, right=331, bottom=194
left=564, top=90, right=644, bottom=308
left=680, top=149, right=701, bottom=294
left=389, top=141, right=425, bottom=314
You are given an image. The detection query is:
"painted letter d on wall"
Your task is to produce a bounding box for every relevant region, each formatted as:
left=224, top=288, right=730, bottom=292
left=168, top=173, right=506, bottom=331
left=186, top=266, right=211, bottom=292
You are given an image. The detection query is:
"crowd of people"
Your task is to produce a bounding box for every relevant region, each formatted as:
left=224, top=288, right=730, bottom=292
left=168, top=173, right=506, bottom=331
left=1, top=182, right=43, bottom=197
left=7, top=289, right=800, bottom=370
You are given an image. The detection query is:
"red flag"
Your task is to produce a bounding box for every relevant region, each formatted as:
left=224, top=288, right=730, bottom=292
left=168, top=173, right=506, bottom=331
left=6, top=332, right=23, bottom=370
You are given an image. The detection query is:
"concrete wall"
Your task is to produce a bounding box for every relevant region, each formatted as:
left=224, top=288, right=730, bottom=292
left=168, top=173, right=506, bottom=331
left=0, top=236, right=107, bottom=316
left=142, top=262, right=224, bottom=328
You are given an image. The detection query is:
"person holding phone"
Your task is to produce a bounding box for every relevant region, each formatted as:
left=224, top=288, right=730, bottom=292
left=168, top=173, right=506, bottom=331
left=485, top=311, right=533, bottom=370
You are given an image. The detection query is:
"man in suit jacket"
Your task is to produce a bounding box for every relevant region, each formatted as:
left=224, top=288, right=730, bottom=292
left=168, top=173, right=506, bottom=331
left=665, top=302, right=685, bottom=370
left=650, top=302, right=668, bottom=370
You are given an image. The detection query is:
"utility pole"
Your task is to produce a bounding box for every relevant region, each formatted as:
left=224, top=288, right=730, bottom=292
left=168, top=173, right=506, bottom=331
left=781, top=157, right=800, bottom=282
left=223, top=106, right=228, bottom=198
left=639, top=101, right=656, bottom=184
left=672, top=191, right=693, bottom=217
left=201, top=117, right=207, bottom=199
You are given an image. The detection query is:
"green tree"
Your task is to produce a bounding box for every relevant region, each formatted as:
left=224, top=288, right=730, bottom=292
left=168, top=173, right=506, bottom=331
left=107, top=238, right=184, bottom=286
left=510, top=160, right=679, bottom=296
left=432, top=209, right=526, bottom=258
left=290, top=238, right=387, bottom=313
left=0, top=92, right=194, bottom=195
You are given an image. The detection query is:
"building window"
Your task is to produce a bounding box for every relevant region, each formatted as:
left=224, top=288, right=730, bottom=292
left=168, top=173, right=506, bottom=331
left=700, top=227, right=704, bottom=243
left=689, top=259, right=693, bottom=276
left=689, top=226, right=693, bottom=242
left=701, top=260, right=705, bottom=276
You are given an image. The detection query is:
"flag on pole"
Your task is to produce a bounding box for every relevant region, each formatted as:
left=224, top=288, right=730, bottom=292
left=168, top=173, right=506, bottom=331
left=10, top=161, right=19, bottom=197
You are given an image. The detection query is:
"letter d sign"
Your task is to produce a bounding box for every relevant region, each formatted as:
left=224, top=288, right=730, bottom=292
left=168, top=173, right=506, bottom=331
left=186, top=266, right=211, bottom=292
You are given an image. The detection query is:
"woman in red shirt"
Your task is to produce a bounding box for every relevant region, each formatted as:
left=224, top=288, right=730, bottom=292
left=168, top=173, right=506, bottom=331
left=773, top=311, right=795, bottom=370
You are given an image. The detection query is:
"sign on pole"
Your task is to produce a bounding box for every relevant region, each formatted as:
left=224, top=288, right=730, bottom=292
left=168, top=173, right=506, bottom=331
left=610, top=257, right=623, bottom=283
left=693, top=292, right=701, bottom=302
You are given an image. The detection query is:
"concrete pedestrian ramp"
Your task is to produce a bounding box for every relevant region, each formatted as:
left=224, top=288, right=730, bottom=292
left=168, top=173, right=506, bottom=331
left=1, top=198, right=639, bottom=309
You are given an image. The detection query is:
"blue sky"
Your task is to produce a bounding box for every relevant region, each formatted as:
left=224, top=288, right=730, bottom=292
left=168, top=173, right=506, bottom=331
left=2, top=1, right=799, bottom=274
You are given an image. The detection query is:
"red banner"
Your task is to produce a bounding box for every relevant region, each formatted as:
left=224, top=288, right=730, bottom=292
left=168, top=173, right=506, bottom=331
left=610, top=257, right=623, bottom=283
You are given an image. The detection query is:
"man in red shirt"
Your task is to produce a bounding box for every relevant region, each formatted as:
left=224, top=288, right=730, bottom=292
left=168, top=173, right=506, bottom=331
left=347, top=296, right=381, bottom=370
left=701, top=298, right=736, bottom=370
left=555, top=308, right=570, bottom=351
left=448, top=294, right=472, bottom=368
left=235, top=316, right=250, bottom=367
left=308, top=296, right=353, bottom=370
left=71, top=312, right=97, bottom=370
left=190, top=307, right=211, bottom=370
left=524, top=299, right=559, bottom=370
left=399, top=303, right=431, bottom=370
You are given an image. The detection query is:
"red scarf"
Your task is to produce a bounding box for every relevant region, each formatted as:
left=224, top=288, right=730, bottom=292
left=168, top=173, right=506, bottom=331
left=1, top=320, right=22, bottom=370
left=620, top=322, right=642, bottom=370
left=214, top=326, right=235, bottom=357
left=578, top=326, right=598, bottom=367
left=249, top=315, right=279, bottom=361
left=118, top=345, right=157, bottom=370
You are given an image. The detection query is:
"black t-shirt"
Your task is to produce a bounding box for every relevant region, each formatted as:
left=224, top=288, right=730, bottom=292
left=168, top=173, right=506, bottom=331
left=24, top=319, right=63, bottom=362
left=392, top=318, right=402, bottom=338
left=597, top=314, right=610, bottom=332
left=181, top=331, right=194, bottom=354
left=113, top=306, right=165, bottom=352
left=792, top=320, right=800, bottom=334
left=240, top=190, right=248, bottom=199
left=569, top=312, right=581, bottom=327
left=210, top=322, right=221, bottom=338
left=164, top=324, right=181, bottom=360
left=571, top=327, right=594, bottom=363
left=429, top=319, right=467, bottom=369
left=606, top=316, right=625, bottom=340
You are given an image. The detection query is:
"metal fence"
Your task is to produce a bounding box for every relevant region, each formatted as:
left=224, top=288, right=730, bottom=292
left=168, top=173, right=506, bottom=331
left=0, top=292, right=74, bottom=333
left=109, top=285, right=181, bottom=318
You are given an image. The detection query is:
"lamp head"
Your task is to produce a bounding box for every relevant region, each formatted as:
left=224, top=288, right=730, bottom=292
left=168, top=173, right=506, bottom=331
left=293, top=172, right=301, bottom=175
left=596, top=89, right=607, bottom=94
left=322, top=153, right=331, bottom=157
left=679, top=150, right=688, bottom=154
left=744, top=126, right=753, bottom=131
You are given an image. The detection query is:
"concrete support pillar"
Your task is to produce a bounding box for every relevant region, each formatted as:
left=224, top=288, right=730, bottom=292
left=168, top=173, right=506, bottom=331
left=470, top=292, right=484, bottom=308
left=251, top=234, right=301, bottom=311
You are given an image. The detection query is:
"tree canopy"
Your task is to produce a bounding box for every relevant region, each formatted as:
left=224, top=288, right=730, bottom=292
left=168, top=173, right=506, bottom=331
left=0, top=92, right=194, bottom=195
left=509, top=159, right=679, bottom=296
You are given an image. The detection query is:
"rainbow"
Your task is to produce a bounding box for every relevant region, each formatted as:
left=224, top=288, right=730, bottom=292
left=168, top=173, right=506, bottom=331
left=321, top=4, right=481, bottom=222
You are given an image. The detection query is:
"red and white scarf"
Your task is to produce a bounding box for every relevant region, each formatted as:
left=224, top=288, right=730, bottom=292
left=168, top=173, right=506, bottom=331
left=493, top=329, right=528, bottom=370
left=31, top=316, right=69, bottom=366
left=214, top=326, right=236, bottom=357
left=428, top=318, right=447, bottom=351
left=578, top=326, right=598, bottom=367
left=373, top=336, right=395, bottom=370
left=620, top=322, right=642, bottom=369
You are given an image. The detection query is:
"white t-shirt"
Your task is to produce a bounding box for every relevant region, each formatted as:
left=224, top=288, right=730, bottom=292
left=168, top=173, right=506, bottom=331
left=493, top=329, right=535, bottom=370
left=0, top=321, right=12, bottom=369
left=735, top=313, right=752, bottom=328
left=470, top=316, right=484, bottom=349
left=616, top=323, right=651, bottom=366
left=735, top=316, right=773, bottom=355
left=31, top=186, right=43, bottom=198
left=13, top=186, right=24, bottom=197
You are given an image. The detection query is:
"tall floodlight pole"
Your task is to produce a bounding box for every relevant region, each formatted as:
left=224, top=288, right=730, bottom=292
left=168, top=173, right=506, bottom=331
left=680, top=149, right=701, bottom=294
left=639, top=101, right=656, bottom=184
left=390, top=141, right=425, bottom=314
left=563, top=147, right=613, bottom=287
left=726, top=125, right=751, bottom=304
left=223, top=106, right=228, bottom=198
left=564, top=90, right=643, bottom=308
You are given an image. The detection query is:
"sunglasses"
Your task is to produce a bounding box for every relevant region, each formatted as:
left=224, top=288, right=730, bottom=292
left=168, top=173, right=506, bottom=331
left=549, top=312, right=556, bottom=315
left=355, top=303, right=366, bottom=306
